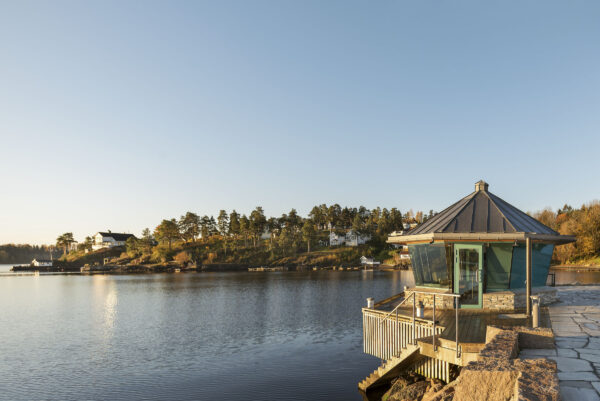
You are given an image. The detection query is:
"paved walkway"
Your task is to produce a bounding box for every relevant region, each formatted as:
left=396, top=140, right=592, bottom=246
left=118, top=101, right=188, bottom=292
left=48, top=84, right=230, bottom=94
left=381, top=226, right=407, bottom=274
left=521, top=285, right=600, bottom=401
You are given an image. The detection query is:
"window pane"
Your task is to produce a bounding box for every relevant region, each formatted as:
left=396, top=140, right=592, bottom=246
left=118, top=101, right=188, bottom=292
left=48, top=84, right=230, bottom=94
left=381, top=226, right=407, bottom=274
left=408, top=244, right=451, bottom=288
left=510, top=244, right=554, bottom=289
left=486, top=243, right=512, bottom=291
left=533, top=244, right=554, bottom=287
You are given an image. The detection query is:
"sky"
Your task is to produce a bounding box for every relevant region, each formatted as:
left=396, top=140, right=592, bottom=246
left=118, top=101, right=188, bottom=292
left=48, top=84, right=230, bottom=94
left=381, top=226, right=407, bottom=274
left=1, top=1, right=599, bottom=245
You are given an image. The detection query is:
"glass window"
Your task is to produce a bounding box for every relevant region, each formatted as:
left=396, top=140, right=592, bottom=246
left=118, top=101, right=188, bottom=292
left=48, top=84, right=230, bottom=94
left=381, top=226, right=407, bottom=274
left=408, top=244, right=452, bottom=288
left=486, top=243, right=512, bottom=291
left=509, top=244, right=554, bottom=289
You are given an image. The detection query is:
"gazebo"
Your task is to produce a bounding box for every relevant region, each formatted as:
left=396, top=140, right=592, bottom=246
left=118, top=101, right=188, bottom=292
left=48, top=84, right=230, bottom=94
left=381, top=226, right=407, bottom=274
left=387, top=180, right=575, bottom=314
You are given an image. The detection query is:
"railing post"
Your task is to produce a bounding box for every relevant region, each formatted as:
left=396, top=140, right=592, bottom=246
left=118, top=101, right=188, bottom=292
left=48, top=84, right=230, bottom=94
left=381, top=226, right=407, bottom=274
left=412, top=292, right=416, bottom=345
left=432, top=294, right=436, bottom=351
left=455, top=297, right=459, bottom=359
left=396, top=307, right=399, bottom=354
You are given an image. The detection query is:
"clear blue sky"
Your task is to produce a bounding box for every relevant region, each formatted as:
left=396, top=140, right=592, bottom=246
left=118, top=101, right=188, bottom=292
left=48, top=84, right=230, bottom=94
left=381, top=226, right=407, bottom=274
left=1, top=1, right=599, bottom=245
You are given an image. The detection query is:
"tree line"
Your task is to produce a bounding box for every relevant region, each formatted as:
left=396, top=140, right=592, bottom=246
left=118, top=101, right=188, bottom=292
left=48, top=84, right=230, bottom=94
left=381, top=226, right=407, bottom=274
left=114, top=204, right=421, bottom=264
left=0, top=244, right=61, bottom=264
left=533, top=201, right=600, bottom=264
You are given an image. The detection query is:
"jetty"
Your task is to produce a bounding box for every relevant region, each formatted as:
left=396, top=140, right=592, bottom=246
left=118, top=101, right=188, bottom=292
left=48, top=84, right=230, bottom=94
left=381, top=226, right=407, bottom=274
left=248, top=266, right=288, bottom=272
left=359, top=181, right=575, bottom=399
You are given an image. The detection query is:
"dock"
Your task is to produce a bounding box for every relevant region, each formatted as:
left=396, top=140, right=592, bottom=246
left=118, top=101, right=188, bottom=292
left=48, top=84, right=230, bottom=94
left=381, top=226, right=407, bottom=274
left=359, top=290, right=550, bottom=392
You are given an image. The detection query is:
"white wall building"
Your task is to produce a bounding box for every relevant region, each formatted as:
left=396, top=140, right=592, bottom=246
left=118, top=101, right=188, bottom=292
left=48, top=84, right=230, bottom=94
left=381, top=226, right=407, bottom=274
left=329, top=231, right=345, bottom=246
left=329, top=230, right=370, bottom=247
left=92, top=232, right=136, bottom=250
left=345, top=230, right=370, bottom=246
left=31, top=258, right=53, bottom=267
left=360, top=256, right=381, bottom=266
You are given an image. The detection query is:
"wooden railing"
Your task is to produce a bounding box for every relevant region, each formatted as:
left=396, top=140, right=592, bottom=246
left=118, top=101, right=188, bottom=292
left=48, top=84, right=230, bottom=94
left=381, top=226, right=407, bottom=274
left=362, top=308, right=443, bottom=360
left=363, top=292, right=461, bottom=360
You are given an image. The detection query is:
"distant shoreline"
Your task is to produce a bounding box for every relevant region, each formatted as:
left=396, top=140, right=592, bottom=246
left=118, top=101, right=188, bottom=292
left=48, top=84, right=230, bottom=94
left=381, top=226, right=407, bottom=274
left=551, top=265, right=600, bottom=271
left=10, top=263, right=408, bottom=274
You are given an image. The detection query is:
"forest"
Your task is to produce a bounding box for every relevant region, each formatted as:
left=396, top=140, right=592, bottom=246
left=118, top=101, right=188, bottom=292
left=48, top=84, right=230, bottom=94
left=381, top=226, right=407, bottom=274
left=3, top=201, right=599, bottom=267
left=59, top=205, right=428, bottom=267
left=0, top=244, right=61, bottom=264
left=533, top=201, right=600, bottom=265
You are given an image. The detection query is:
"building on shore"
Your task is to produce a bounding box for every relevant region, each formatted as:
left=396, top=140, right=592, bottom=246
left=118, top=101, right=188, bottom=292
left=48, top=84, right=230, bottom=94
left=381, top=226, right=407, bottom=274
left=31, top=258, right=53, bottom=267
left=360, top=256, right=381, bottom=267
left=386, top=180, right=574, bottom=311
left=329, top=230, right=370, bottom=247
left=92, top=231, right=136, bottom=250
left=358, top=181, right=575, bottom=395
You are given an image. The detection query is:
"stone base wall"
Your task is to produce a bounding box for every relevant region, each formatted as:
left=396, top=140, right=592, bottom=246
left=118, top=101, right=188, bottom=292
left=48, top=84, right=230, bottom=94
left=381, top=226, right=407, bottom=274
left=404, top=290, right=456, bottom=310
left=483, top=287, right=557, bottom=311
left=402, top=286, right=557, bottom=311
left=423, top=326, right=559, bottom=401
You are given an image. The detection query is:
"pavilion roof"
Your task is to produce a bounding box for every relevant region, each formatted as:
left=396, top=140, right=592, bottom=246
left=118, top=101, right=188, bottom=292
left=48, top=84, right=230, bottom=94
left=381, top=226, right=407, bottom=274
left=388, top=181, right=575, bottom=244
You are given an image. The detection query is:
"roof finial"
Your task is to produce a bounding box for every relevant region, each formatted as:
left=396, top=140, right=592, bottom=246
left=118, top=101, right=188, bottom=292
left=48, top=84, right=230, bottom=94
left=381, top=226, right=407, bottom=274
left=475, top=180, right=488, bottom=192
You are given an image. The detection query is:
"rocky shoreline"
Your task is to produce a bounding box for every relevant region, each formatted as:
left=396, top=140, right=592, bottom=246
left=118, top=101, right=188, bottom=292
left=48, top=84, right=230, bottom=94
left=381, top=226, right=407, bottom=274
left=373, top=325, right=559, bottom=401
left=11, top=263, right=398, bottom=274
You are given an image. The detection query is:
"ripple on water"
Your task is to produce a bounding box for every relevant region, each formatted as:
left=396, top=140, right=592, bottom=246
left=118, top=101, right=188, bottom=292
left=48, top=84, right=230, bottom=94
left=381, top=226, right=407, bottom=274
left=0, top=271, right=414, bottom=401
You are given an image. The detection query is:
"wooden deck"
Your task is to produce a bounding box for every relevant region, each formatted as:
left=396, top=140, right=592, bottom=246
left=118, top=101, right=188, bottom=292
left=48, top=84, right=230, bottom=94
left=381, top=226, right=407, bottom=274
left=381, top=305, right=550, bottom=345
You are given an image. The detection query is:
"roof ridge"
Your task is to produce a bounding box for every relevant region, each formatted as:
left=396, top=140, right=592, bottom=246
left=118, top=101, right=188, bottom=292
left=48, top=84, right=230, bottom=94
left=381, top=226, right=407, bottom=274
left=411, top=191, right=476, bottom=234
left=483, top=191, right=517, bottom=232
left=488, top=192, right=559, bottom=235
left=439, top=191, right=478, bottom=233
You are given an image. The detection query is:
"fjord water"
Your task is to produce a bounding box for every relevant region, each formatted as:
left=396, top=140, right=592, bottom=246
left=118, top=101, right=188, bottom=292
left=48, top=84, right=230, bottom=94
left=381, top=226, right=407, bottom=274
left=0, top=268, right=413, bottom=401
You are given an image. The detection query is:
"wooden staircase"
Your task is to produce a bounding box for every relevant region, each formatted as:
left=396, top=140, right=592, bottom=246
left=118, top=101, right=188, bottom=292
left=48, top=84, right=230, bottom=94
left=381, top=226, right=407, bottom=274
left=358, top=343, right=421, bottom=392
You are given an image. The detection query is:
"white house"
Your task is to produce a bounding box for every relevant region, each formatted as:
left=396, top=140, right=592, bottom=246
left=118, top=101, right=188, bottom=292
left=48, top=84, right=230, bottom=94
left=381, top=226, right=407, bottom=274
left=329, top=230, right=370, bottom=247
left=345, top=230, right=370, bottom=246
left=329, top=232, right=346, bottom=246
left=31, top=258, right=53, bottom=267
left=92, top=232, right=136, bottom=250
left=360, top=256, right=381, bottom=267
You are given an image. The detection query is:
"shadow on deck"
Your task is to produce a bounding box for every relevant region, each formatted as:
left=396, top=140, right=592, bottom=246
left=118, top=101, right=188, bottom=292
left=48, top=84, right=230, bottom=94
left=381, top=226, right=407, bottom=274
left=381, top=304, right=550, bottom=346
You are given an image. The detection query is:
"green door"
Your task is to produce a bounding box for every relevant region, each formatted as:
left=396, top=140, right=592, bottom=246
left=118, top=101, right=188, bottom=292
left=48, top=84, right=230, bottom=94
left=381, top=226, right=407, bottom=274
left=454, top=244, right=483, bottom=308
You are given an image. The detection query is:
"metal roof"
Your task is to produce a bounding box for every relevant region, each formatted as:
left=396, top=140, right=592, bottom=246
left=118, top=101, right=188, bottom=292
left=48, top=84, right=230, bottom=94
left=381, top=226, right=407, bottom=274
left=388, top=181, right=575, bottom=244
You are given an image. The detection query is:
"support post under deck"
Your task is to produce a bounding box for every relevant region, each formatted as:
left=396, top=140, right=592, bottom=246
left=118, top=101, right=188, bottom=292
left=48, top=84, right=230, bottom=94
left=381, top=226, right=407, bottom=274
left=526, top=237, right=532, bottom=317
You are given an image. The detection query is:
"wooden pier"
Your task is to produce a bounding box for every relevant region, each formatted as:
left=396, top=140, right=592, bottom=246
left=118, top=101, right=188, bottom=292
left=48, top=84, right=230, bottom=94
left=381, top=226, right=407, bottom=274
left=359, top=291, right=550, bottom=392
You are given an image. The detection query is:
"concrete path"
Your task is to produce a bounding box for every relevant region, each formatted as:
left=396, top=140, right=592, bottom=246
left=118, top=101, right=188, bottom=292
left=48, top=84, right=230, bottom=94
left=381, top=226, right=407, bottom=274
left=528, top=285, right=600, bottom=401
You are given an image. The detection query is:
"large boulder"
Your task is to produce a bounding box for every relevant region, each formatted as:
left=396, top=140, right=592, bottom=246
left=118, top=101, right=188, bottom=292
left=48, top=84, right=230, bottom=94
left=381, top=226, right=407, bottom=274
left=383, top=376, right=445, bottom=401
left=385, top=380, right=429, bottom=401
left=382, top=372, right=422, bottom=401
left=514, top=358, right=559, bottom=401
left=420, top=378, right=445, bottom=401
left=421, top=382, right=456, bottom=401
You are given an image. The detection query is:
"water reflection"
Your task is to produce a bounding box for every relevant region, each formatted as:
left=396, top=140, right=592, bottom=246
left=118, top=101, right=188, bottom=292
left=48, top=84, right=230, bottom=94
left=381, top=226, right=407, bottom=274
left=551, top=269, right=600, bottom=285
left=0, top=267, right=593, bottom=401
left=0, top=271, right=411, bottom=401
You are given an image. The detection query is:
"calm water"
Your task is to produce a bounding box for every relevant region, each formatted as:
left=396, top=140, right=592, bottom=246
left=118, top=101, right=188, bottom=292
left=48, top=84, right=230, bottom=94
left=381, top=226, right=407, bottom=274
left=1, top=264, right=598, bottom=401
left=549, top=268, right=600, bottom=285
left=0, top=265, right=414, bottom=401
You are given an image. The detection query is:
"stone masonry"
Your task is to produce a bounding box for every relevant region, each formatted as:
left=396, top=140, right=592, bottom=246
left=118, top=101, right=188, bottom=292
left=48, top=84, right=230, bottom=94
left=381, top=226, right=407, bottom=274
left=519, top=285, right=600, bottom=401
left=404, top=286, right=557, bottom=311
left=483, top=286, right=558, bottom=311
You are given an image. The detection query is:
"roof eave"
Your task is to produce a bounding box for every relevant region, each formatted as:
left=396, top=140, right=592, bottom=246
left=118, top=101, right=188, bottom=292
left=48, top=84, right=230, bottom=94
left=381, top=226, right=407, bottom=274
left=387, top=232, right=576, bottom=245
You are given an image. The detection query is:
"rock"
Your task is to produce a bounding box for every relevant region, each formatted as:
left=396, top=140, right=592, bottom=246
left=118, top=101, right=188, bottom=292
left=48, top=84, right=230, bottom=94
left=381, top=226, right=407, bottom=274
left=386, top=380, right=429, bottom=401
left=549, top=356, right=593, bottom=372
left=452, top=360, right=520, bottom=401
left=515, top=326, right=555, bottom=349
left=514, top=358, right=559, bottom=401
left=382, top=372, right=422, bottom=401
left=421, top=378, right=446, bottom=401
left=479, top=328, right=519, bottom=360
left=421, top=384, right=455, bottom=401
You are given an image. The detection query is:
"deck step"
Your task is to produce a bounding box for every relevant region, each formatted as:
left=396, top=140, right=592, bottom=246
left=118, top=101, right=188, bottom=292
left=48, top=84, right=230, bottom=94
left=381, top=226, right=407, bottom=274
left=358, top=343, right=421, bottom=392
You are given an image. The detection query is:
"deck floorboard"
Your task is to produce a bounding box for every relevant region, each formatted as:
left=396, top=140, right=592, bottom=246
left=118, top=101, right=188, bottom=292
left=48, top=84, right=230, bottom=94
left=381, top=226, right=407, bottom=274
left=389, top=306, right=550, bottom=345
